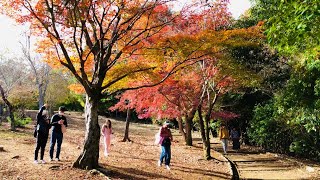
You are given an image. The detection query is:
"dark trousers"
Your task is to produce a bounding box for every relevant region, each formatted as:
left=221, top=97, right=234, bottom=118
left=159, top=145, right=171, bottom=166
left=232, top=138, right=240, bottom=150
left=49, top=131, right=63, bottom=159
left=34, top=132, right=48, bottom=160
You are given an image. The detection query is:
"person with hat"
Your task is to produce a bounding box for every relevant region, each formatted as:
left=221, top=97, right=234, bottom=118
left=49, top=106, right=68, bottom=161
left=157, top=121, right=173, bottom=170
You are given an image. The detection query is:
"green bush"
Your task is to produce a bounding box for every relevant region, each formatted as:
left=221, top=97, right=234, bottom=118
left=7, top=112, right=32, bottom=127
left=248, top=59, right=320, bottom=161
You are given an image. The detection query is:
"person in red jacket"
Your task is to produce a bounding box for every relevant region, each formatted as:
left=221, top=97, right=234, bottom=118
left=157, top=121, right=173, bottom=170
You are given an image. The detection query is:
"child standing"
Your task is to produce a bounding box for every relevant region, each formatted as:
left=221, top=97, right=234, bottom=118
left=101, top=119, right=112, bottom=157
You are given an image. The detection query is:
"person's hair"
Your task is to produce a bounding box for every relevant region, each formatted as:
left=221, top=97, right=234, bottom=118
left=59, top=106, right=67, bottom=112
left=105, top=119, right=112, bottom=129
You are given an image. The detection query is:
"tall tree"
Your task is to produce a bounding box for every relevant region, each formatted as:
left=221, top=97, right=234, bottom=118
left=0, top=0, right=200, bottom=169
left=112, top=24, right=264, bottom=153
left=0, top=55, right=29, bottom=131
left=251, top=0, right=319, bottom=56
left=21, top=35, right=51, bottom=108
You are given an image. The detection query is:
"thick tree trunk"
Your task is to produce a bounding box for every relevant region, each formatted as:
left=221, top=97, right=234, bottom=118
left=177, top=117, right=186, bottom=141
left=122, top=108, right=131, bottom=142
left=185, top=116, right=193, bottom=146
left=198, top=107, right=211, bottom=160
left=184, top=108, right=197, bottom=146
left=73, top=95, right=100, bottom=169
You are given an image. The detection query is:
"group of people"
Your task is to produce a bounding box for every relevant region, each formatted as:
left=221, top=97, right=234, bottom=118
left=34, top=104, right=113, bottom=164
left=34, top=105, right=68, bottom=164
left=219, top=124, right=241, bottom=154
left=34, top=105, right=236, bottom=171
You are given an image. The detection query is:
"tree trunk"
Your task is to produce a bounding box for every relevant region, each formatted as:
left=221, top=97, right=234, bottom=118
left=204, top=114, right=211, bottom=159
left=177, top=117, right=186, bottom=141
left=122, top=108, right=131, bottom=142
left=185, top=116, right=193, bottom=146
left=9, top=109, right=15, bottom=131
left=198, top=107, right=211, bottom=160
left=73, top=95, right=100, bottom=169
left=38, top=84, right=45, bottom=108
left=0, top=85, right=15, bottom=131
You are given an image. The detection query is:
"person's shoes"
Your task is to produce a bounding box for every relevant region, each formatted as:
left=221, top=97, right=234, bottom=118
left=33, top=160, right=38, bottom=164
left=40, top=160, right=46, bottom=164
left=55, top=158, right=60, bottom=161
left=166, top=165, right=170, bottom=170
left=50, top=158, right=54, bottom=162
left=157, top=160, right=162, bottom=167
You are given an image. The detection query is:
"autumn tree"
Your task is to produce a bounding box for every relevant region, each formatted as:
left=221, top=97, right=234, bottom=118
left=21, top=35, right=51, bottom=109
left=0, top=0, right=204, bottom=169
left=0, top=55, right=30, bottom=131
left=111, top=1, right=264, bottom=153
left=111, top=70, right=202, bottom=146
left=113, top=23, right=264, bottom=157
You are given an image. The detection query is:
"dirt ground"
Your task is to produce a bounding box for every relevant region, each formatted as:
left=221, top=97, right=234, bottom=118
left=0, top=111, right=231, bottom=180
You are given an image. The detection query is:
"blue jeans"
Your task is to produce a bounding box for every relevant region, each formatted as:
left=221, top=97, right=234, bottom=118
left=159, top=145, right=171, bottom=166
left=221, top=138, right=228, bottom=153
left=50, top=131, right=63, bottom=159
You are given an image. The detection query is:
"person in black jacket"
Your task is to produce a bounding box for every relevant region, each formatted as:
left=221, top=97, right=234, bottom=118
left=49, top=106, right=68, bottom=161
left=34, top=104, right=51, bottom=164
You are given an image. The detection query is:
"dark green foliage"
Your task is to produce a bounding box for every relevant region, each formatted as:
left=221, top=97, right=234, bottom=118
left=230, top=46, right=290, bottom=93
left=248, top=59, right=320, bottom=161
left=223, top=43, right=290, bottom=144
left=99, top=96, right=119, bottom=117
left=248, top=102, right=293, bottom=153
left=7, top=112, right=32, bottom=127
left=251, top=0, right=320, bottom=55
left=57, top=93, right=84, bottom=111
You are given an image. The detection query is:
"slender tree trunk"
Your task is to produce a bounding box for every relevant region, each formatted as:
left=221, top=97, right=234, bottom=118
left=122, top=108, right=131, bottom=142
left=38, top=84, right=45, bottom=108
left=9, top=109, right=15, bottom=131
left=204, top=114, right=211, bottom=159
left=0, top=85, right=15, bottom=131
left=177, top=117, right=186, bottom=141
left=73, top=95, right=100, bottom=169
left=198, top=107, right=211, bottom=160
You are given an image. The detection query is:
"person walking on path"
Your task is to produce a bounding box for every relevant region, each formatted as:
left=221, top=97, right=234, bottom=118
left=34, top=104, right=51, bottom=164
left=101, top=119, right=112, bottom=157
left=158, top=121, right=173, bottom=170
left=219, top=124, right=229, bottom=154
left=49, top=106, right=68, bottom=161
left=230, top=127, right=241, bottom=150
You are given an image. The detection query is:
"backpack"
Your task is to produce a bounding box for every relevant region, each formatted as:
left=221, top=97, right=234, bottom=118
left=162, top=137, right=171, bottom=146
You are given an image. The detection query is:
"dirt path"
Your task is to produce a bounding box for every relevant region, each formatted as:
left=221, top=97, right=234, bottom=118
left=0, top=112, right=231, bottom=180
left=210, top=138, right=320, bottom=179
left=2, top=111, right=318, bottom=179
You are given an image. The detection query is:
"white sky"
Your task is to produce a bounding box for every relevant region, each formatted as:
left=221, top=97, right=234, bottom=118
left=0, top=0, right=251, bottom=56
